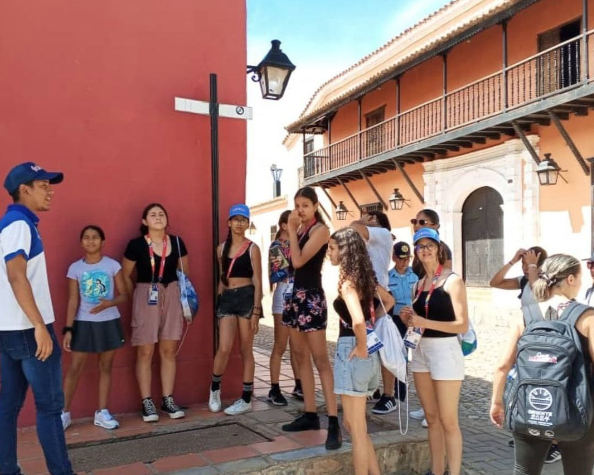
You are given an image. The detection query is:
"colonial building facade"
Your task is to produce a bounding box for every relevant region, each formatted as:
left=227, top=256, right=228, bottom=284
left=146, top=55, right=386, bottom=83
left=285, top=0, right=594, bottom=307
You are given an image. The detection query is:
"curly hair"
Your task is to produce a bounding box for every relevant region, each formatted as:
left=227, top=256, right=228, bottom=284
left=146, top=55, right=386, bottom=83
left=330, top=227, right=377, bottom=306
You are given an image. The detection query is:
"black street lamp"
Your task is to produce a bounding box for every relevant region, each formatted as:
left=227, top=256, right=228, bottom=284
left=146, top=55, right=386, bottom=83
left=536, top=153, right=564, bottom=186
left=271, top=164, right=283, bottom=198
left=336, top=201, right=349, bottom=221
left=248, top=40, right=296, bottom=100
left=389, top=188, right=408, bottom=210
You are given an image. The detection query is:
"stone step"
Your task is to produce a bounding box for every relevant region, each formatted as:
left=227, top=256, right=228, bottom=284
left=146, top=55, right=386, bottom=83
left=233, top=431, right=430, bottom=475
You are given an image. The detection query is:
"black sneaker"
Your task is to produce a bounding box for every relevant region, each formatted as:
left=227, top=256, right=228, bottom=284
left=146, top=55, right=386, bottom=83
left=268, top=389, right=288, bottom=406
left=291, top=384, right=304, bottom=400
left=161, top=395, right=185, bottom=419
left=366, top=388, right=381, bottom=404
left=325, top=421, right=342, bottom=450
left=282, top=413, right=320, bottom=432
left=372, top=394, right=397, bottom=415
left=141, top=398, right=159, bottom=422
left=545, top=444, right=561, bottom=464
left=508, top=439, right=514, bottom=448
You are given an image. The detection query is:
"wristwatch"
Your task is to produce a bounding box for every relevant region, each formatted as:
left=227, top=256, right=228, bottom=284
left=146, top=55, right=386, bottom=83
left=62, top=326, right=74, bottom=335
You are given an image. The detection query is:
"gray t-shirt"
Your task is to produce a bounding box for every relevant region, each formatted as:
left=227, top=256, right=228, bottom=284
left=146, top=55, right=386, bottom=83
left=67, top=257, right=122, bottom=322
left=517, top=276, right=537, bottom=307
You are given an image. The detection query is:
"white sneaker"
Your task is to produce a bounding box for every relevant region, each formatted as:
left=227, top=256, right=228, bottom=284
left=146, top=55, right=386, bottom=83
left=61, top=411, right=72, bottom=431
left=410, top=408, right=425, bottom=420
left=209, top=389, right=222, bottom=413
left=94, top=409, right=120, bottom=430
left=224, top=399, right=252, bottom=415
left=422, top=418, right=428, bottom=428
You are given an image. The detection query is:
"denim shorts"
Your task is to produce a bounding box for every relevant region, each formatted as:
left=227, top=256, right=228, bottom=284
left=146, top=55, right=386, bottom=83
left=333, top=336, right=380, bottom=397
left=216, top=285, right=255, bottom=319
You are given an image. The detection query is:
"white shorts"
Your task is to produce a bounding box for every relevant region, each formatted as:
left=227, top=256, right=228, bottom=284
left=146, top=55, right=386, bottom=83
left=272, top=281, right=291, bottom=315
left=410, top=336, right=464, bottom=381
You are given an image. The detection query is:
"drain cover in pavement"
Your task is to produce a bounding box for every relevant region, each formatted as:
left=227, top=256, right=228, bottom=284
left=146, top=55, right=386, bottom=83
left=68, top=423, right=268, bottom=472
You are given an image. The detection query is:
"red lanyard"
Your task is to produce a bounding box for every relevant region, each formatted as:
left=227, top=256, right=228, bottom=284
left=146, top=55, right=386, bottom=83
left=146, top=235, right=167, bottom=283
left=414, top=265, right=443, bottom=316
left=298, top=219, right=317, bottom=245
left=226, top=240, right=251, bottom=280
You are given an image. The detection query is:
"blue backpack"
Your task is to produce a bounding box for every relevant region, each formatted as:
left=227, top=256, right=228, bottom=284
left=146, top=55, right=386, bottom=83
left=505, top=301, right=593, bottom=442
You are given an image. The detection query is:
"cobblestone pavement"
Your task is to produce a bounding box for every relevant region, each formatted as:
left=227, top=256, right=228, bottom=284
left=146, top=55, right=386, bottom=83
left=255, top=294, right=568, bottom=475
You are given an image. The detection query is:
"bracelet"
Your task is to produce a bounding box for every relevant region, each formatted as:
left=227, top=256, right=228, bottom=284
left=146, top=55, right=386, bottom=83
left=62, top=326, right=74, bottom=335
left=528, top=264, right=537, bottom=268
left=508, top=261, right=515, bottom=266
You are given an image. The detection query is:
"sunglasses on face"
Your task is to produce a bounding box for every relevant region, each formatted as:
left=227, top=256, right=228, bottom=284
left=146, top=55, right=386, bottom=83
left=411, top=219, right=434, bottom=226
left=588, top=262, right=594, bottom=269
left=416, top=243, right=438, bottom=252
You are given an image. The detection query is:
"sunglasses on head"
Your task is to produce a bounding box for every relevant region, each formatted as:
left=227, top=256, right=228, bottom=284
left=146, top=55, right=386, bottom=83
left=411, top=219, right=434, bottom=226
left=588, top=261, right=594, bottom=269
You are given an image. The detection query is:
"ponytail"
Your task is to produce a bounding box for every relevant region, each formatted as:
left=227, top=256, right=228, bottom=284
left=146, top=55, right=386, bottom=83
left=220, top=229, right=233, bottom=287
left=532, top=254, right=581, bottom=302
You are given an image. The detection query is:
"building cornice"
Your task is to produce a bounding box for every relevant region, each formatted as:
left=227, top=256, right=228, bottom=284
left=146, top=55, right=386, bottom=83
left=249, top=196, right=289, bottom=215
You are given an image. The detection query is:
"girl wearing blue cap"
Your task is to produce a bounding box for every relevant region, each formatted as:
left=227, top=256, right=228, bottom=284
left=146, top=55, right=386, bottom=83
left=209, top=204, right=263, bottom=416
left=400, top=227, right=469, bottom=475
left=281, top=186, right=342, bottom=450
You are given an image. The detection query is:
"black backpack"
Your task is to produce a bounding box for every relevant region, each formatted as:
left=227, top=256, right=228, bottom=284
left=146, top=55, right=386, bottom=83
left=504, top=301, right=593, bottom=441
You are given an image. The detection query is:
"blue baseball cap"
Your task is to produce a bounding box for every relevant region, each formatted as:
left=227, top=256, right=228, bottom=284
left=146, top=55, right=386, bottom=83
left=413, top=228, right=440, bottom=244
left=229, top=204, right=250, bottom=220
left=4, top=162, right=64, bottom=195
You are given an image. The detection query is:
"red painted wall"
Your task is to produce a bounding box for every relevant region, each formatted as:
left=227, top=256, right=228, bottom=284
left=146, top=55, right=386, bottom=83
left=0, top=0, right=247, bottom=426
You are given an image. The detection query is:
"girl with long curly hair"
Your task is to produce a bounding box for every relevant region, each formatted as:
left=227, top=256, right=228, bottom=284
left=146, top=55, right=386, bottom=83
left=327, top=227, right=394, bottom=475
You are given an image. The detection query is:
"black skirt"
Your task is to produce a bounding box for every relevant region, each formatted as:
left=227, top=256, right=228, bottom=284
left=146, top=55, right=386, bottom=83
left=71, top=318, right=125, bottom=353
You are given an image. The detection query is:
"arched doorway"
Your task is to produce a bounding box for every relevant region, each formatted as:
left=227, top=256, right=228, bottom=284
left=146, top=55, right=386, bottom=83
left=462, top=187, right=504, bottom=286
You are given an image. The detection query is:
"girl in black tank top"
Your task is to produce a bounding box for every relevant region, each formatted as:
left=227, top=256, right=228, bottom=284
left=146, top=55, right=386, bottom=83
left=280, top=187, right=342, bottom=451
left=327, top=227, right=394, bottom=475
left=400, top=227, right=469, bottom=475
left=209, top=205, right=263, bottom=417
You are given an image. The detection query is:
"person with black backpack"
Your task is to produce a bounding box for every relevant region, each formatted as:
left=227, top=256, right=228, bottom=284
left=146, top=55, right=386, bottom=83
left=490, top=254, right=594, bottom=475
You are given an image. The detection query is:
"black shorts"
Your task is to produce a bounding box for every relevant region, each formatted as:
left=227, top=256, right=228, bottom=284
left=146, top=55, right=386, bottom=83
left=282, top=287, right=327, bottom=332
left=216, top=285, right=255, bottom=319
left=71, top=318, right=125, bottom=353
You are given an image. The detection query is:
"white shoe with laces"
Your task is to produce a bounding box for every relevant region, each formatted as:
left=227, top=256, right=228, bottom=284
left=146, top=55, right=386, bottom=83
left=224, top=399, right=252, bottom=415
left=94, top=409, right=120, bottom=429
left=61, top=411, right=72, bottom=431
left=410, top=407, right=425, bottom=420
left=209, top=389, right=222, bottom=413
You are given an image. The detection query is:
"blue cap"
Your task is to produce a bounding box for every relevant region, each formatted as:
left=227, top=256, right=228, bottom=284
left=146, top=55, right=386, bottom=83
left=4, top=162, right=64, bottom=195
left=413, top=228, right=440, bottom=244
left=229, top=204, right=250, bottom=220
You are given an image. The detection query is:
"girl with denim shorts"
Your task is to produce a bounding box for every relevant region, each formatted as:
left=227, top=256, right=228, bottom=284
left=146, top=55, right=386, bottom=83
left=268, top=210, right=301, bottom=405
left=61, top=225, right=126, bottom=431
left=280, top=186, right=342, bottom=450
left=208, top=204, right=263, bottom=416
left=327, top=226, right=395, bottom=475
left=122, top=203, right=189, bottom=423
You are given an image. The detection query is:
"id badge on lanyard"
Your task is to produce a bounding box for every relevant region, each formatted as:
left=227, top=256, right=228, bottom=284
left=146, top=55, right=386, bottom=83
left=366, top=301, right=383, bottom=354
left=283, top=278, right=294, bottom=300
left=403, top=265, right=443, bottom=350
left=146, top=235, right=167, bottom=306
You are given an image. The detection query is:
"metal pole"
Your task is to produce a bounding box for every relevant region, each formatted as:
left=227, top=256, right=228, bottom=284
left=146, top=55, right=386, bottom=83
left=442, top=53, right=448, bottom=132
left=584, top=0, right=589, bottom=82
left=210, top=73, right=220, bottom=354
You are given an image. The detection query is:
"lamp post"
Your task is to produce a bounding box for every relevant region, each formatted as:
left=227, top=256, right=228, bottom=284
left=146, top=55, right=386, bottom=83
left=247, top=40, right=296, bottom=100
left=271, top=164, right=283, bottom=198
left=535, top=153, right=564, bottom=186
left=336, top=201, right=349, bottom=220
left=389, top=188, right=407, bottom=210
left=175, top=41, right=295, bottom=353
left=249, top=222, right=257, bottom=235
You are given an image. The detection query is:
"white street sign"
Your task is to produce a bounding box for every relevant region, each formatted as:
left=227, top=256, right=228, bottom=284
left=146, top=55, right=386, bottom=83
left=175, top=97, right=253, bottom=120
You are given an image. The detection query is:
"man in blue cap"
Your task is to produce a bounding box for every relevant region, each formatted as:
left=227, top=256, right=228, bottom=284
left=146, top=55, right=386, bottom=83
left=0, top=162, right=76, bottom=475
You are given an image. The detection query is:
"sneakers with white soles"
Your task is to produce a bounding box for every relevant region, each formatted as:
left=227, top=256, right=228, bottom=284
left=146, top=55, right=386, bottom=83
left=224, top=399, right=252, bottom=415
left=94, top=409, right=120, bottom=429
left=209, top=389, right=222, bottom=413
left=61, top=411, right=72, bottom=431
left=410, top=407, right=425, bottom=420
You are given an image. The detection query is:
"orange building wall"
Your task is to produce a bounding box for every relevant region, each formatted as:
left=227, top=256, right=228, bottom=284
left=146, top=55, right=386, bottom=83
left=399, top=55, right=443, bottom=112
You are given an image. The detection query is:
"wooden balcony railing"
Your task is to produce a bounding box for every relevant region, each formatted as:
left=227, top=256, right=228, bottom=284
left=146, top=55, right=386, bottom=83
left=304, top=32, right=593, bottom=179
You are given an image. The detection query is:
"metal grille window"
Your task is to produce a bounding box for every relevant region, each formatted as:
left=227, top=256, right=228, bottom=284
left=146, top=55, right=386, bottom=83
left=359, top=202, right=383, bottom=214
left=270, top=225, right=278, bottom=241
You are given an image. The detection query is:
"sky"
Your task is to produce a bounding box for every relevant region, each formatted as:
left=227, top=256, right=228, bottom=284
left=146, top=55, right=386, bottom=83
left=246, top=0, right=453, bottom=205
